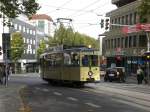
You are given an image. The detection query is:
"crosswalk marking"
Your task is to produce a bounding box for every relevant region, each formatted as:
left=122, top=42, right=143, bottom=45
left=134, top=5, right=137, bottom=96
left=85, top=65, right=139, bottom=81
left=53, top=92, right=62, bottom=96
left=85, top=102, right=101, bottom=108
left=67, top=97, right=78, bottom=101
left=42, top=88, right=49, bottom=92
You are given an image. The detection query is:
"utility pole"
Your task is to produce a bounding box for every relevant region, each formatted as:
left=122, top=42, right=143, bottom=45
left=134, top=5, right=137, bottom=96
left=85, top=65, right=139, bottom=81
left=146, top=32, right=150, bottom=83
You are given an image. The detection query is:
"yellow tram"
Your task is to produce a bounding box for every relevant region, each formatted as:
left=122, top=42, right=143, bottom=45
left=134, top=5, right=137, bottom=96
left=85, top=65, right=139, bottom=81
left=39, top=45, right=100, bottom=86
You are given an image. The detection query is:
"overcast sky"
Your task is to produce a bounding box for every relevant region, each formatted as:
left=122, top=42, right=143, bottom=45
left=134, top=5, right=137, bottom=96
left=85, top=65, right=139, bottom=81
left=37, top=0, right=116, bottom=38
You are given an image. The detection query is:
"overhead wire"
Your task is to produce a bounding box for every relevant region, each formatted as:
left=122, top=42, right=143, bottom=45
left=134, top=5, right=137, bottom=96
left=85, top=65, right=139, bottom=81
left=41, top=0, right=73, bottom=14
left=68, top=0, right=102, bottom=18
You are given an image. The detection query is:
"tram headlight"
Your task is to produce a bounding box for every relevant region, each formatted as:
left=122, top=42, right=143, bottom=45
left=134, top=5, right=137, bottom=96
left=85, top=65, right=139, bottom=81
left=88, top=71, right=93, bottom=77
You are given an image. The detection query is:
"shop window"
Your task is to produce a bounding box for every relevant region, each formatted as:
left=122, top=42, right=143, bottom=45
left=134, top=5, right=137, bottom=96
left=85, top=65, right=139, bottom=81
left=139, top=35, right=147, bottom=47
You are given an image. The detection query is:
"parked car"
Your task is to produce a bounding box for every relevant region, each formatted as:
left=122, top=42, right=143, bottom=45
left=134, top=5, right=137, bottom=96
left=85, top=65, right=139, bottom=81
left=104, top=67, right=126, bottom=82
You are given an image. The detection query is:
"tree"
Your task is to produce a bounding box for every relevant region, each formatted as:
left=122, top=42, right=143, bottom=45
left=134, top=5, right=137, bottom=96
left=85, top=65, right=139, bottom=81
left=138, top=0, right=150, bottom=23
left=0, top=0, right=40, bottom=26
left=37, top=39, right=46, bottom=59
left=49, top=23, right=99, bottom=49
left=11, top=32, right=24, bottom=73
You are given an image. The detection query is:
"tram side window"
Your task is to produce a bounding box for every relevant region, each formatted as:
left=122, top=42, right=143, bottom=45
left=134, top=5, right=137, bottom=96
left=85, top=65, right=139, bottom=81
left=71, top=53, right=80, bottom=66
left=82, top=55, right=89, bottom=66
left=91, top=55, right=98, bottom=66
left=64, top=53, right=71, bottom=65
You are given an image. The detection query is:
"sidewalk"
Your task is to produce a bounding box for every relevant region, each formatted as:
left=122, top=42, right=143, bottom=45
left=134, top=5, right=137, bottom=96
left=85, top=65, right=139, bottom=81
left=0, top=83, right=26, bottom=112
left=11, top=73, right=40, bottom=77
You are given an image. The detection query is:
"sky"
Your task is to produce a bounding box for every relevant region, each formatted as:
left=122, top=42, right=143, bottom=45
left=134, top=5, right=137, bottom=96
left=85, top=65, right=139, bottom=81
left=37, top=0, right=117, bottom=39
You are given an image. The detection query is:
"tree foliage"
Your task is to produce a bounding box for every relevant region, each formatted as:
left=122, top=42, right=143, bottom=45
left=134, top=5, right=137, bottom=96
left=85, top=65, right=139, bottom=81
left=11, top=32, right=24, bottom=62
left=49, top=23, right=99, bottom=48
left=0, top=0, right=40, bottom=18
left=138, top=0, right=150, bottom=23
left=37, top=39, right=46, bottom=58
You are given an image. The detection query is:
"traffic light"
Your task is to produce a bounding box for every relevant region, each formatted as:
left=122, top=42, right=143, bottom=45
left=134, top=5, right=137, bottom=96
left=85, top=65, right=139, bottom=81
left=105, top=18, right=110, bottom=30
left=100, top=19, right=104, bottom=28
left=0, top=46, right=2, bottom=55
left=143, top=51, right=150, bottom=62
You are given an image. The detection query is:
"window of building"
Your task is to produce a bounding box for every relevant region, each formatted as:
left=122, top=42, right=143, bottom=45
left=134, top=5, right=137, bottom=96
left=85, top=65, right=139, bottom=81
left=114, top=39, right=117, bottom=48
left=23, top=26, right=26, bottom=32
left=121, top=38, right=124, bottom=48
left=105, top=40, right=107, bottom=49
left=111, top=39, right=113, bottom=48
left=139, top=35, right=147, bottom=47
left=118, top=17, right=121, bottom=24
left=38, top=20, right=45, bottom=32
left=108, top=40, right=110, bottom=49
left=33, top=49, right=35, bottom=54
left=15, top=24, right=18, bottom=30
left=33, top=31, right=36, bottom=35
left=122, top=16, right=124, bottom=25
left=19, top=25, right=22, bottom=31
left=30, top=39, right=32, bottom=44
left=27, top=28, right=29, bottom=34
left=27, top=39, right=29, bottom=43
left=33, top=40, right=35, bottom=45
left=125, top=36, right=128, bottom=48
left=30, top=30, right=33, bottom=35
left=125, top=15, right=128, bottom=25
left=129, top=13, right=133, bottom=25
left=129, top=36, right=132, bottom=47
left=133, top=12, right=137, bottom=24
left=117, top=38, right=120, bottom=47
left=133, top=35, right=137, bottom=47
left=23, top=37, right=25, bottom=43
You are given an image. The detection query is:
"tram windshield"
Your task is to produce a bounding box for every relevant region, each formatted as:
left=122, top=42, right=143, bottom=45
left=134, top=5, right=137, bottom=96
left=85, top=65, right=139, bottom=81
left=81, top=55, right=98, bottom=67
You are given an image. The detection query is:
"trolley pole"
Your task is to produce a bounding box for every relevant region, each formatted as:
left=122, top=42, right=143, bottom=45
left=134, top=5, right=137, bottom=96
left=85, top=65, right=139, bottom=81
left=146, top=32, right=150, bottom=84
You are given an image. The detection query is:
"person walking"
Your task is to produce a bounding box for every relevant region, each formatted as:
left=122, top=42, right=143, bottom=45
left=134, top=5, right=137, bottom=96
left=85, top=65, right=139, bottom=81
left=136, top=66, right=144, bottom=84
left=0, top=66, right=3, bottom=84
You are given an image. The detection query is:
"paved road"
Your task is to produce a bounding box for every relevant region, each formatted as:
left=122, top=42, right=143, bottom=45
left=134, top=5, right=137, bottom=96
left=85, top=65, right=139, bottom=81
left=8, top=74, right=150, bottom=112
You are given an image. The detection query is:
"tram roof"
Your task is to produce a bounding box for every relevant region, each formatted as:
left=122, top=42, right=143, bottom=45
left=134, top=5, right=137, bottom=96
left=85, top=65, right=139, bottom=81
left=40, top=45, right=99, bottom=57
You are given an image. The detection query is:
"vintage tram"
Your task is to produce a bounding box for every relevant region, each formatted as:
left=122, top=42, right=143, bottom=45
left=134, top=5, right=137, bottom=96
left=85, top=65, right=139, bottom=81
left=39, top=45, right=100, bottom=86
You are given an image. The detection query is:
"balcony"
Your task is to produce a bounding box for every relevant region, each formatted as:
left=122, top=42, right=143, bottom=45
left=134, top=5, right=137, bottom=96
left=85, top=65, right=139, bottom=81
left=112, top=0, right=137, bottom=7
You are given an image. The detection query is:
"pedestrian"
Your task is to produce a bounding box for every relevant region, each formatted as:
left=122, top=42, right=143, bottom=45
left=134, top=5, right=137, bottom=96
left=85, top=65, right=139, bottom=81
left=0, top=66, right=3, bottom=84
left=117, top=68, right=125, bottom=83
left=142, top=65, right=148, bottom=84
left=136, top=66, right=144, bottom=84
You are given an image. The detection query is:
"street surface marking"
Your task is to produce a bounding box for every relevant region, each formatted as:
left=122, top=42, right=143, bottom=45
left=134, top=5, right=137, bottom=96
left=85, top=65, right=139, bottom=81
left=111, top=98, right=150, bottom=111
left=42, top=88, right=49, bottom=92
left=53, top=92, right=62, bottom=96
left=67, top=97, right=78, bottom=101
left=35, top=87, right=41, bottom=90
left=85, top=102, right=101, bottom=108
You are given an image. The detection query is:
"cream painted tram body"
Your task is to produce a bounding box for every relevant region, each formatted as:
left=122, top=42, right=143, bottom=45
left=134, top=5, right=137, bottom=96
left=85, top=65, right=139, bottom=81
left=39, top=46, right=100, bottom=86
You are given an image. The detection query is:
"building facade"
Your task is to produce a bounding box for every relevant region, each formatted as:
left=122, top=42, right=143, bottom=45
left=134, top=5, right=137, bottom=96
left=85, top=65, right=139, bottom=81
left=30, top=14, right=54, bottom=37
left=9, top=18, right=39, bottom=72
left=0, top=14, right=53, bottom=73
left=103, top=0, right=149, bottom=75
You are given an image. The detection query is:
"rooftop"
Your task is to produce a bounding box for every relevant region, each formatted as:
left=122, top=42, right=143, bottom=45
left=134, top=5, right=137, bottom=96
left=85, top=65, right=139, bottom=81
left=31, top=14, right=53, bottom=21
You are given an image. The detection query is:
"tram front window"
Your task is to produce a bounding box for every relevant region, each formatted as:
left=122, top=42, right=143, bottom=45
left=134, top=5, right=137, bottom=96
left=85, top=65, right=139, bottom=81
left=82, top=55, right=89, bottom=66
left=82, top=55, right=98, bottom=67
